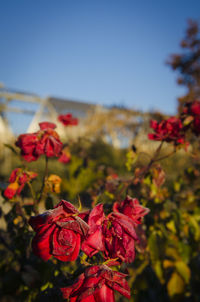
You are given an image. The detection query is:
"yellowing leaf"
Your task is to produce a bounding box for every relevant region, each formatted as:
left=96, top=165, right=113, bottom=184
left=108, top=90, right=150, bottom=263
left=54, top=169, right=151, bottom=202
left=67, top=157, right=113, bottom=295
left=166, top=220, right=176, bottom=233
left=163, top=259, right=174, bottom=269
left=154, top=261, right=164, bottom=283
left=175, top=261, right=191, bottom=284
left=167, top=272, right=185, bottom=297
left=174, top=181, right=181, bottom=192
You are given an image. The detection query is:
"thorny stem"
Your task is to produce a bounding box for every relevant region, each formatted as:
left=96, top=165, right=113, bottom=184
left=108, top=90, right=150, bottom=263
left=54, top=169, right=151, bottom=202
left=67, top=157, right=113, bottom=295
left=117, top=142, right=167, bottom=200
left=154, top=150, right=176, bottom=162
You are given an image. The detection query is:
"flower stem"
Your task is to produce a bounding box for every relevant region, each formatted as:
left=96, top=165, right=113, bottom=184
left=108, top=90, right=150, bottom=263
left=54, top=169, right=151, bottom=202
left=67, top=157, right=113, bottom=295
left=38, top=156, right=49, bottom=204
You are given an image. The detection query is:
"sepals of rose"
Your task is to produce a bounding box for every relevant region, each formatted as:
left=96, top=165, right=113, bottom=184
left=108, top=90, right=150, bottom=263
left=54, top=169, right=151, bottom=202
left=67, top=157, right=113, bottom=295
left=29, top=200, right=89, bottom=261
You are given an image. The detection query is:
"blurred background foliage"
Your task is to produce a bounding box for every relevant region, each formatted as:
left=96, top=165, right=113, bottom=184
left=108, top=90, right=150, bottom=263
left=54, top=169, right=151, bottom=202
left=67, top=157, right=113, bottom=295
left=0, top=21, right=200, bottom=302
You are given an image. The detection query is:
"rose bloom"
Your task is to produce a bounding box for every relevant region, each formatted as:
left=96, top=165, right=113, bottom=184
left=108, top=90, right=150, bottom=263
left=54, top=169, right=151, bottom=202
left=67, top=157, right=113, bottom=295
left=183, top=100, right=200, bottom=135
left=113, top=195, right=150, bottom=225
left=58, top=113, right=78, bottom=126
left=148, top=117, right=186, bottom=145
left=15, top=133, right=40, bottom=162
left=103, top=212, right=138, bottom=263
left=81, top=204, right=105, bottom=257
left=61, top=265, right=130, bottom=302
left=36, top=122, right=63, bottom=157
left=29, top=200, right=89, bottom=261
left=16, top=122, right=63, bottom=162
left=81, top=204, right=138, bottom=263
left=4, top=168, right=37, bottom=199
left=58, top=147, right=71, bottom=164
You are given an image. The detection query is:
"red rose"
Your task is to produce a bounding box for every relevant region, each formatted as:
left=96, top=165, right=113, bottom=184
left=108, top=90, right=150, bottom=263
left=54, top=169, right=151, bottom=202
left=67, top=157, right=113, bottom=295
left=81, top=204, right=138, bottom=263
left=58, top=147, right=71, bottom=164
left=16, top=122, right=63, bottom=161
left=36, top=122, right=63, bottom=157
left=4, top=168, right=37, bottom=199
left=4, top=182, right=19, bottom=199
left=81, top=204, right=105, bottom=257
left=61, top=265, right=130, bottom=302
left=182, top=100, right=200, bottom=135
left=29, top=200, right=89, bottom=261
left=148, top=117, right=186, bottom=145
left=113, top=195, right=150, bottom=225
left=16, top=133, right=40, bottom=162
left=58, top=113, right=78, bottom=126
left=103, top=212, right=138, bottom=263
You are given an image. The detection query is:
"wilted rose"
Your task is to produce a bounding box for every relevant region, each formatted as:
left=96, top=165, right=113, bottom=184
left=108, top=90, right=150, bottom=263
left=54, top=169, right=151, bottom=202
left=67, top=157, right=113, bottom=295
left=61, top=265, right=130, bottom=302
left=113, top=195, right=150, bottom=225
left=81, top=204, right=105, bottom=257
left=58, top=146, right=71, bottom=164
left=16, top=122, right=63, bottom=162
left=81, top=204, right=138, bottom=263
left=4, top=168, right=37, bottom=199
left=148, top=117, right=186, bottom=145
left=29, top=200, right=89, bottom=261
left=58, top=113, right=78, bottom=126
left=103, top=212, right=138, bottom=263
left=182, top=100, right=200, bottom=135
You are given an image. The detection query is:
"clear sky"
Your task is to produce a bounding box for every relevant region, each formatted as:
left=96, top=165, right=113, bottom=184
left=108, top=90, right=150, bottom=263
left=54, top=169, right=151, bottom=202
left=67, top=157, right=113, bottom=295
left=0, top=0, right=200, bottom=133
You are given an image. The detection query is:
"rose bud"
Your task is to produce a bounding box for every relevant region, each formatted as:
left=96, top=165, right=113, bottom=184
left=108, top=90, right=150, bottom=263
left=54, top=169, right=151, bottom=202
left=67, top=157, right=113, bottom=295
left=113, top=195, right=150, bottom=225
left=29, top=200, right=89, bottom=261
left=61, top=265, right=130, bottom=302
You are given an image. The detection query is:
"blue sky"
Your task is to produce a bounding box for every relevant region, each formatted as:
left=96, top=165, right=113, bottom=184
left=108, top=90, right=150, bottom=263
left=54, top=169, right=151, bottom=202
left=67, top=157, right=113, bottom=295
left=0, top=0, right=200, bottom=132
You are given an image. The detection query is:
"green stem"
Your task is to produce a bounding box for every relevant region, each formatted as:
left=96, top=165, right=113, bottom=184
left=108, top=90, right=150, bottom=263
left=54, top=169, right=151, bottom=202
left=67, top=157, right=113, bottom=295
left=27, top=182, right=38, bottom=214
left=38, top=156, right=49, bottom=204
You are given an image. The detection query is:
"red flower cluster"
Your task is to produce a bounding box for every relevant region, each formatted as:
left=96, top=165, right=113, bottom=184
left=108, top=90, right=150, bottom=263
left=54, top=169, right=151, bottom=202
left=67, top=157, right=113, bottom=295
left=4, top=168, right=37, bottom=199
left=58, top=113, right=78, bottom=126
left=182, top=100, right=200, bottom=135
left=81, top=196, right=149, bottom=263
left=29, top=200, right=89, bottom=261
left=16, top=122, right=63, bottom=162
left=61, top=265, right=130, bottom=302
left=148, top=117, right=186, bottom=145
left=29, top=197, right=149, bottom=301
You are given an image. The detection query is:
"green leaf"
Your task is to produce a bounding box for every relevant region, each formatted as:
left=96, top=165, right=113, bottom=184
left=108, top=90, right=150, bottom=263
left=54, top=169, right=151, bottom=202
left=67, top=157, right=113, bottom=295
left=4, top=143, right=18, bottom=155
left=189, top=216, right=200, bottom=241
